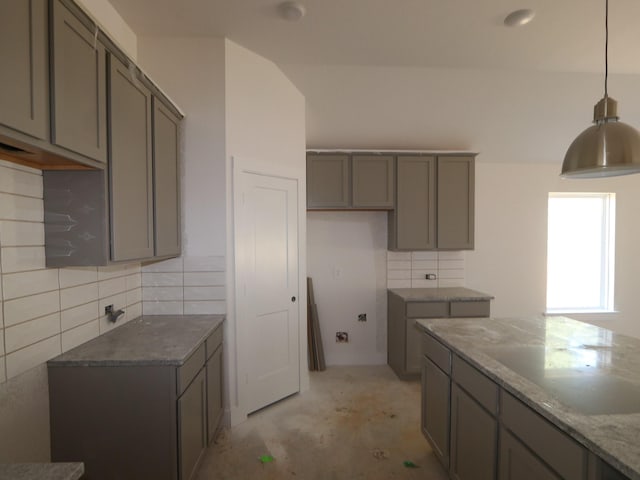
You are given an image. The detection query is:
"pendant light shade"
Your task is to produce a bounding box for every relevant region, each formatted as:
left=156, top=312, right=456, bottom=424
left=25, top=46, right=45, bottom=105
left=561, top=0, right=640, bottom=178
left=561, top=97, right=640, bottom=178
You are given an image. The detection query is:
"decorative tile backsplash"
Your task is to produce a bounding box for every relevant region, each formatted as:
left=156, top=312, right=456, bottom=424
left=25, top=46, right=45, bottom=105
left=387, top=250, right=465, bottom=288
left=0, top=159, right=142, bottom=384
left=141, top=256, right=226, bottom=315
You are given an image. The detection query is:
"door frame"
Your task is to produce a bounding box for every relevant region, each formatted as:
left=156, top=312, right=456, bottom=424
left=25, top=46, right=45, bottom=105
left=230, top=156, right=308, bottom=424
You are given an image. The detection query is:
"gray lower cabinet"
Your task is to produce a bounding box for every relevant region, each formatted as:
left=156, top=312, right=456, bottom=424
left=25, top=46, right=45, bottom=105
left=109, top=54, right=154, bottom=261
left=499, top=428, right=560, bottom=480
left=0, top=0, right=48, bottom=141
left=306, top=153, right=394, bottom=209
left=51, top=0, right=107, bottom=163
left=387, top=291, right=490, bottom=379
left=421, top=355, right=451, bottom=468
left=388, top=155, right=475, bottom=250
left=49, top=324, right=224, bottom=480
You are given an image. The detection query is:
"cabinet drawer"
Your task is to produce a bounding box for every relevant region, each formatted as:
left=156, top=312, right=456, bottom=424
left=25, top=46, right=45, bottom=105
left=407, top=301, right=449, bottom=318
left=422, top=333, right=451, bottom=374
left=206, top=326, right=223, bottom=360
left=450, top=300, right=490, bottom=317
left=501, top=390, right=587, bottom=480
left=178, top=344, right=206, bottom=396
left=452, top=355, right=498, bottom=414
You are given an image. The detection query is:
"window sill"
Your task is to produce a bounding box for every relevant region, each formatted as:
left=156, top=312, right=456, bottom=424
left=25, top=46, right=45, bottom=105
left=544, top=310, right=619, bottom=316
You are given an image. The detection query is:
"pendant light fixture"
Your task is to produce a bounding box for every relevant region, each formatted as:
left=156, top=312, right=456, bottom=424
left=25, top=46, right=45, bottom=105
left=561, top=0, right=640, bottom=178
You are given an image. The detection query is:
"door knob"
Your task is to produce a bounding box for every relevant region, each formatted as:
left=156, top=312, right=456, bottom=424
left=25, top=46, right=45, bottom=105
left=291, top=296, right=296, bottom=302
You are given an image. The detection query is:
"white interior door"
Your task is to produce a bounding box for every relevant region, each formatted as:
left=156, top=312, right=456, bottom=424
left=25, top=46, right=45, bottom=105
left=236, top=169, right=300, bottom=414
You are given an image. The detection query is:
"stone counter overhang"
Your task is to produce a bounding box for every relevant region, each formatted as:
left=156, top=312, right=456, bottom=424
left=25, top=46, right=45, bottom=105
left=48, top=314, right=225, bottom=367
left=388, top=287, right=494, bottom=302
left=416, top=315, right=640, bottom=479
left=0, top=463, right=84, bottom=480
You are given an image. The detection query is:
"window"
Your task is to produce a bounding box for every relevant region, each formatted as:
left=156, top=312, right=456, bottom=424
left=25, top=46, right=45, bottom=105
left=546, top=193, right=615, bottom=313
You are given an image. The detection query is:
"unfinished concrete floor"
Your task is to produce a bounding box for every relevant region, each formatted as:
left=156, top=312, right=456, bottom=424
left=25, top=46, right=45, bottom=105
left=195, top=365, right=449, bottom=480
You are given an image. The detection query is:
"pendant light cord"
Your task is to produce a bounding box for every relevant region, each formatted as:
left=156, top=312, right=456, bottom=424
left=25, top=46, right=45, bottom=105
left=605, top=0, right=609, bottom=97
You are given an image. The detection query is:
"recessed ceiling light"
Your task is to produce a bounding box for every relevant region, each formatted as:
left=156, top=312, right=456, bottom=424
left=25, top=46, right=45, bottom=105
left=278, top=1, right=306, bottom=21
left=504, top=9, right=535, bottom=27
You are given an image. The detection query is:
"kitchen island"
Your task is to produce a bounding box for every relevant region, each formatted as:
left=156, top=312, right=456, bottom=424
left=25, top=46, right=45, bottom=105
left=416, top=315, right=639, bottom=480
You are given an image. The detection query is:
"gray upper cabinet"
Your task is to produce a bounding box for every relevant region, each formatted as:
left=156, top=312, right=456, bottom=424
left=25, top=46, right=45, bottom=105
left=0, top=0, right=48, bottom=141
left=51, top=0, right=107, bottom=163
left=389, top=154, right=475, bottom=251
left=437, top=156, right=475, bottom=250
left=389, top=156, right=436, bottom=249
left=153, top=99, right=182, bottom=257
left=352, top=155, right=394, bottom=208
left=307, top=154, right=350, bottom=208
left=109, top=55, right=154, bottom=261
left=307, top=153, right=394, bottom=210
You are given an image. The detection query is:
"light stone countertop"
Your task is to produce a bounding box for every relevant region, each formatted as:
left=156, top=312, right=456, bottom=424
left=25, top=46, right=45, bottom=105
left=48, top=315, right=224, bottom=367
left=416, top=315, right=640, bottom=479
left=389, top=287, right=494, bottom=302
left=0, top=463, right=84, bottom=480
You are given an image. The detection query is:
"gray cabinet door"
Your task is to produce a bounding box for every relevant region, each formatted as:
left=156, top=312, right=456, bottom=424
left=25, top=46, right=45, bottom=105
left=437, top=156, right=474, bottom=249
left=109, top=55, right=154, bottom=261
left=391, top=156, right=436, bottom=250
left=352, top=155, right=394, bottom=208
left=422, top=356, right=451, bottom=468
left=0, top=0, right=48, bottom=140
left=499, top=428, right=560, bottom=480
left=51, top=0, right=107, bottom=162
left=450, top=383, right=497, bottom=480
left=206, top=345, right=223, bottom=444
left=153, top=99, right=181, bottom=257
left=179, top=369, right=207, bottom=480
left=405, top=318, right=422, bottom=373
left=307, top=154, right=350, bottom=208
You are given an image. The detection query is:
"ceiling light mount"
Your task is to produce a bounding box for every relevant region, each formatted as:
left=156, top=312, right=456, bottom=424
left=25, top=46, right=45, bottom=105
left=561, top=0, right=640, bottom=178
left=278, top=1, right=306, bottom=22
left=504, top=9, right=535, bottom=27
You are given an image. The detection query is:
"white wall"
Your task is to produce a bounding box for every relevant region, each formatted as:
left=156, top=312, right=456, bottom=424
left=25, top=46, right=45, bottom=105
left=75, top=0, right=137, bottom=60
left=307, top=212, right=388, bottom=365
left=468, top=162, right=640, bottom=339
left=224, top=40, right=308, bottom=424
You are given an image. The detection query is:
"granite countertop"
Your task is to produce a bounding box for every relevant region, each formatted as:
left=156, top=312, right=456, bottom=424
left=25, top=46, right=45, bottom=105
left=0, top=463, right=84, bottom=480
left=48, top=314, right=224, bottom=367
left=388, top=287, right=494, bottom=302
left=416, top=315, right=640, bottom=479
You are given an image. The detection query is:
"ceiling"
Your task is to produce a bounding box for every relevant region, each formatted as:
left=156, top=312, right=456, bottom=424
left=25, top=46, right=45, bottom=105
left=109, top=0, right=640, bottom=74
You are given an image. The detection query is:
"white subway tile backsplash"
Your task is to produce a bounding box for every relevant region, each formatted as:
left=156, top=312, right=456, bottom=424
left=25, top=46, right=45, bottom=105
left=6, top=335, right=60, bottom=379
left=183, top=256, right=225, bottom=272
left=142, top=286, right=183, bottom=302
left=438, top=251, right=465, bottom=260
left=438, top=278, right=465, bottom=287
left=61, top=302, right=99, bottom=332
left=0, top=221, right=44, bottom=246
left=1, top=246, right=46, bottom=273
left=184, top=272, right=225, bottom=287
left=60, top=283, right=99, bottom=310
left=125, top=264, right=141, bottom=275
left=143, top=301, right=184, bottom=315
left=125, top=273, right=142, bottom=290
left=126, top=287, right=142, bottom=306
left=388, top=270, right=411, bottom=280
left=438, top=268, right=465, bottom=280
left=387, top=251, right=411, bottom=261
left=183, top=286, right=225, bottom=301
left=59, top=267, right=99, bottom=289
left=438, top=259, right=465, bottom=270
left=4, top=313, right=60, bottom=353
left=184, top=301, right=225, bottom=315
left=411, top=251, right=438, bottom=261
left=411, top=279, right=439, bottom=288
left=99, top=293, right=127, bottom=334
left=98, top=264, right=130, bottom=281
left=98, top=277, right=127, bottom=299
left=61, top=320, right=99, bottom=353
left=0, top=356, right=5, bottom=383
left=387, top=279, right=412, bottom=289
left=387, top=260, right=411, bottom=270
left=0, top=165, right=43, bottom=198
left=127, top=302, right=142, bottom=321
left=0, top=193, right=44, bottom=222
left=411, top=269, right=438, bottom=279
left=142, top=257, right=183, bottom=273
left=0, top=329, right=4, bottom=356
left=3, top=290, right=60, bottom=327
left=411, top=260, right=438, bottom=270
left=142, top=272, right=183, bottom=287
left=2, top=269, right=59, bottom=300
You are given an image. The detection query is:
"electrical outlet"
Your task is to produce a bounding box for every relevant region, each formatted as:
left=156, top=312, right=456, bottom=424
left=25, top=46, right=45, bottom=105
left=358, top=313, right=367, bottom=322
left=336, top=332, right=349, bottom=343
left=425, top=273, right=437, bottom=280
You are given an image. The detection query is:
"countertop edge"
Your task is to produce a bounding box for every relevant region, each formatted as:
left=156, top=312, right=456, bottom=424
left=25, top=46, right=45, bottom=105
left=0, top=462, right=84, bottom=480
